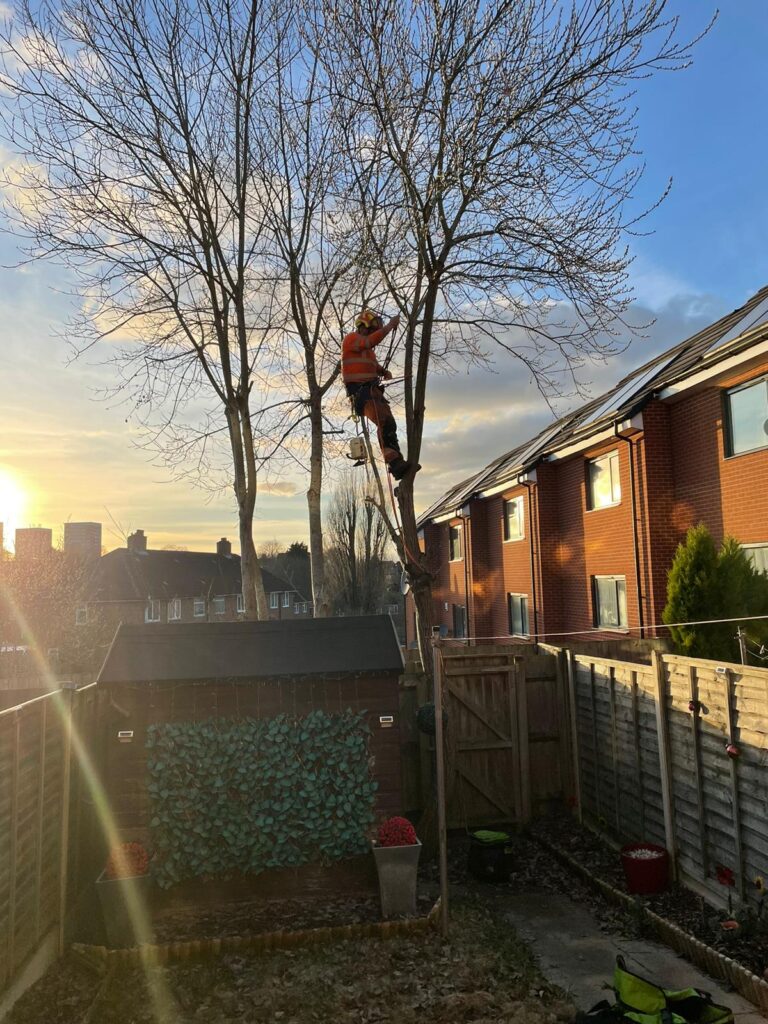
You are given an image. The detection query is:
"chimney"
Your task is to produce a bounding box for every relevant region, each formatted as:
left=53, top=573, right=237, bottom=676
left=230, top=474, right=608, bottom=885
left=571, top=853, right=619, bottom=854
left=217, top=537, right=232, bottom=557
left=127, top=529, right=147, bottom=553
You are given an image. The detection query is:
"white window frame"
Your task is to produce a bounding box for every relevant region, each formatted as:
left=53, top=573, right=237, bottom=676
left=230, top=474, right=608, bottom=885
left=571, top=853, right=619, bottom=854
left=212, top=595, right=226, bottom=615
left=724, top=374, right=768, bottom=457
left=193, top=597, right=206, bottom=618
left=452, top=604, right=467, bottom=639
left=145, top=599, right=161, bottom=623
left=75, top=606, right=88, bottom=626
left=168, top=598, right=181, bottom=621
left=236, top=593, right=245, bottom=614
left=587, top=450, right=621, bottom=510
left=593, top=575, right=628, bottom=630
left=282, top=591, right=291, bottom=608
left=743, top=543, right=768, bottom=575
left=503, top=497, right=524, bottom=542
left=507, top=593, right=529, bottom=637
left=448, top=524, right=463, bottom=562
left=269, top=592, right=279, bottom=610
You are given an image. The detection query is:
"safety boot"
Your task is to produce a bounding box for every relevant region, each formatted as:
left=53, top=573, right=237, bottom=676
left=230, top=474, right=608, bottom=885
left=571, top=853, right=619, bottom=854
left=389, top=457, right=412, bottom=481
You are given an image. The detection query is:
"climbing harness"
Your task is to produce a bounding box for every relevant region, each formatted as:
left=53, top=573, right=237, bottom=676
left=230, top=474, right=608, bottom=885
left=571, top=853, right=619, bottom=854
left=575, top=957, right=733, bottom=1024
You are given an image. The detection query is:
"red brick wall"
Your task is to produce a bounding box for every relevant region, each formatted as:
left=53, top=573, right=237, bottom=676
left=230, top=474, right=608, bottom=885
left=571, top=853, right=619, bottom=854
left=420, top=358, right=768, bottom=643
left=544, top=440, right=641, bottom=639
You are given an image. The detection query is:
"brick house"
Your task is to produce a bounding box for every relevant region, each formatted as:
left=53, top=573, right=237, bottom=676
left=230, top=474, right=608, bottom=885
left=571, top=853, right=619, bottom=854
left=79, top=531, right=312, bottom=630
left=411, top=287, right=768, bottom=645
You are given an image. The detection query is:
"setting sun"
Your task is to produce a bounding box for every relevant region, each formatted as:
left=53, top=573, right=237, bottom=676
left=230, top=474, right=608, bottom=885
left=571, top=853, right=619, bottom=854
left=0, top=468, right=28, bottom=551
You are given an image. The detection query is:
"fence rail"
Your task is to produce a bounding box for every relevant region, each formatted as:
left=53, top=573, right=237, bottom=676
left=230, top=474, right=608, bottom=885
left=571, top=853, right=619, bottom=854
left=562, top=646, right=768, bottom=905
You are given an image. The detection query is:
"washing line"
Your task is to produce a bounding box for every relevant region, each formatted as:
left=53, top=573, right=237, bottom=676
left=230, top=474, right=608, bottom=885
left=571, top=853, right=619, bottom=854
left=442, top=612, right=768, bottom=645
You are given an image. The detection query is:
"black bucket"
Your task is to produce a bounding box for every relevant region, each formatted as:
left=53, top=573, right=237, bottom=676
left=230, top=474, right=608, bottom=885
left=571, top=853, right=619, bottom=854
left=467, top=830, right=514, bottom=883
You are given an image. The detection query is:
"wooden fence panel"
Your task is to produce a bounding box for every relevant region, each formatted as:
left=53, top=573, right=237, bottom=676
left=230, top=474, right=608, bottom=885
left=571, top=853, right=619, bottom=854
left=572, top=649, right=768, bottom=909
left=0, top=685, right=102, bottom=998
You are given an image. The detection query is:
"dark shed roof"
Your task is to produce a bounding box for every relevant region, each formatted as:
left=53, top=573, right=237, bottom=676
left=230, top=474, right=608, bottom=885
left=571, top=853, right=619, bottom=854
left=97, top=616, right=404, bottom=684
left=87, top=549, right=297, bottom=603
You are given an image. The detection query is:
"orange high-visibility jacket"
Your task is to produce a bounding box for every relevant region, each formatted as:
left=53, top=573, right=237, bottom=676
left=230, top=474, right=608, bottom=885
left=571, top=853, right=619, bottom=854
left=341, top=327, right=387, bottom=384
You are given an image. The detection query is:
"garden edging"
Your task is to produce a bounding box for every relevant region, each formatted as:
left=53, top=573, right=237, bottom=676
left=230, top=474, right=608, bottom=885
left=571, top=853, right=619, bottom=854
left=71, top=897, right=441, bottom=965
left=537, top=837, right=768, bottom=1016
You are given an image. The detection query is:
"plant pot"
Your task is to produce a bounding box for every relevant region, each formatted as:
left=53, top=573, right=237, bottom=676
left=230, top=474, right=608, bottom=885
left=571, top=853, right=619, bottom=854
left=95, top=870, right=153, bottom=948
left=372, top=840, right=421, bottom=919
left=467, top=830, right=514, bottom=883
left=620, top=843, right=669, bottom=895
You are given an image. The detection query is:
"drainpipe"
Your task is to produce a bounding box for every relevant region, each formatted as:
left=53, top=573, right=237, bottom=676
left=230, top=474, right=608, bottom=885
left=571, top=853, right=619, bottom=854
left=459, top=506, right=472, bottom=644
left=615, top=423, right=644, bottom=640
left=519, top=473, right=539, bottom=641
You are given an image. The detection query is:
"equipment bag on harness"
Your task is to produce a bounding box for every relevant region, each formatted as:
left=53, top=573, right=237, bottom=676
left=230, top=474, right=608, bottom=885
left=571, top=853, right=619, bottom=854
left=574, top=957, right=733, bottom=1024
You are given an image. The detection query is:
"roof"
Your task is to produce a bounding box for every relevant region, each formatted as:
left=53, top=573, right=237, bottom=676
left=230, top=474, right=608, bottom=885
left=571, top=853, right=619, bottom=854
left=420, top=285, right=768, bottom=525
left=97, top=616, right=404, bottom=684
left=87, top=549, right=294, bottom=603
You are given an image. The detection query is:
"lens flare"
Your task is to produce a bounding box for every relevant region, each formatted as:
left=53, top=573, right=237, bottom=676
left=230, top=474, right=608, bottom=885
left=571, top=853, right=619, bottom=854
left=0, top=584, right=178, bottom=1019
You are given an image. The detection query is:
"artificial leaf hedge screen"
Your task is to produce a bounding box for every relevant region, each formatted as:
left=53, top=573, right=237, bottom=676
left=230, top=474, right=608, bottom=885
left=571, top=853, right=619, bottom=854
left=146, top=709, right=378, bottom=888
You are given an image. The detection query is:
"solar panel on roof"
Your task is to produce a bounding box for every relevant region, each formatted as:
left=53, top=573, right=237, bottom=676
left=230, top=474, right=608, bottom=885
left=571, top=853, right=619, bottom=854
left=706, top=293, right=768, bottom=353
left=578, top=352, right=678, bottom=428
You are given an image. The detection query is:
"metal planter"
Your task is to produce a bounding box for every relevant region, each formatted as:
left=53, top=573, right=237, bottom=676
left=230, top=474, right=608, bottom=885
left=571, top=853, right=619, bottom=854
left=372, top=840, right=421, bottom=918
left=95, top=870, right=152, bottom=948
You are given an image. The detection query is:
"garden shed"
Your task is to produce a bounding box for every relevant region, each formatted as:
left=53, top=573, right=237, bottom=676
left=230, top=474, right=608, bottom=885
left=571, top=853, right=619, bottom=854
left=97, top=615, right=405, bottom=839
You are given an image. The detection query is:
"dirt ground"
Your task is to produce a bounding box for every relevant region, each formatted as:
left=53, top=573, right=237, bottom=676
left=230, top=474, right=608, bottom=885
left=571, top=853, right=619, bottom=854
left=6, top=902, right=574, bottom=1024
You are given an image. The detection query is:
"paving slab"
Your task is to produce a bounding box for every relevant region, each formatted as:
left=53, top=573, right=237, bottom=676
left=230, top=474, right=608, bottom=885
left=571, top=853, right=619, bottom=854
left=500, top=892, right=764, bottom=1023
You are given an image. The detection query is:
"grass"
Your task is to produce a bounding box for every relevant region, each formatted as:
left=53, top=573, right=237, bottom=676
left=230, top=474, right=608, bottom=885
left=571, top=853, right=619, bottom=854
left=7, top=901, right=574, bottom=1024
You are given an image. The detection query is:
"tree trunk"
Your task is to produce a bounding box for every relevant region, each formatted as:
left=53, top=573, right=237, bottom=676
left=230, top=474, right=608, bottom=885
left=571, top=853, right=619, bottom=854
left=228, top=405, right=268, bottom=620
left=307, top=395, right=330, bottom=617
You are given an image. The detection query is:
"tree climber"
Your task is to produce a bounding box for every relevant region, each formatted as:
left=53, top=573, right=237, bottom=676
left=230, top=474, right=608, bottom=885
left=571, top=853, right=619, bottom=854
left=342, top=309, right=416, bottom=481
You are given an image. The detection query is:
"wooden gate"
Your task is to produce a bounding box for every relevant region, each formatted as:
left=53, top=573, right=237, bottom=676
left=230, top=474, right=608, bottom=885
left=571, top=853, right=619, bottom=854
left=439, top=649, right=566, bottom=828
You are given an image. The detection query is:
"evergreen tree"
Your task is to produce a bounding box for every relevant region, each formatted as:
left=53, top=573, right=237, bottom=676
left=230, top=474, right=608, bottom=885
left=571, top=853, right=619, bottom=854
left=664, top=525, right=768, bottom=662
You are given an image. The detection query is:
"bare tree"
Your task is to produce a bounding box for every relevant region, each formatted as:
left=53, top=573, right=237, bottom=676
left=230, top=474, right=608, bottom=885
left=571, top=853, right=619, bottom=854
left=252, top=21, right=363, bottom=617
left=314, top=0, right=706, bottom=666
left=0, top=0, right=298, bottom=618
left=326, top=476, right=389, bottom=615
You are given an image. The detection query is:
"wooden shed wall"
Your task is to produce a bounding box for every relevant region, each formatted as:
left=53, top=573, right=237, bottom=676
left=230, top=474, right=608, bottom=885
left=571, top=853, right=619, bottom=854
left=103, top=674, right=403, bottom=833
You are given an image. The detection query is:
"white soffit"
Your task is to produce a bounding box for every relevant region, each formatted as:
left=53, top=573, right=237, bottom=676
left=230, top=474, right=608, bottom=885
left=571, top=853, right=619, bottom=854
left=658, top=338, right=768, bottom=399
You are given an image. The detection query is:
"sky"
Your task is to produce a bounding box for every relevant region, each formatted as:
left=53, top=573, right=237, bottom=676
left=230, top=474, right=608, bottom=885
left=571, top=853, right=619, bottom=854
left=1, top=1, right=767, bottom=555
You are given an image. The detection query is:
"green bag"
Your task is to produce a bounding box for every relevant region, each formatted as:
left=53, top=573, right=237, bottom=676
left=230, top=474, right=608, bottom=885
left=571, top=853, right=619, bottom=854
left=576, top=957, right=733, bottom=1024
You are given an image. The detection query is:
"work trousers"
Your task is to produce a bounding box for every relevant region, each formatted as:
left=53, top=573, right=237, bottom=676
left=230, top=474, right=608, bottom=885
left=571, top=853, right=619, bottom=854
left=348, top=382, right=403, bottom=465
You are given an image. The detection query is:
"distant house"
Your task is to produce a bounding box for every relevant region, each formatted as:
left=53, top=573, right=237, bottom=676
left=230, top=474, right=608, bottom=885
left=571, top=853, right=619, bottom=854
left=413, top=285, right=768, bottom=645
left=81, top=531, right=312, bottom=629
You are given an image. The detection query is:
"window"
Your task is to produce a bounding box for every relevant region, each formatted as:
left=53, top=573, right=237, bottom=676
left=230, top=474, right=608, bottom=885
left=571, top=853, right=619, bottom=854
left=294, top=602, right=303, bottom=614
left=236, top=593, right=245, bottom=614
left=193, top=597, right=206, bottom=617
left=508, top=594, right=529, bottom=637
left=588, top=451, right=621, bottom=509
left=593, top=576, right=628, bottom=629
left=725, top=375, right=768, bottom=456
left=168, top=598, right=181, bottom=621
left=744, top=544, right=768, bottom=575
left=145, top=600, right=161, bottom=623
left=452, top=604, right=467, bottom=639
left=282, top=591, right=291, bottom=608
left=387, top=603, right=399, bottom=615
left=212, top=596, right=226, bottom=615
left=449, top=525, right=463, bottom=561
left=503, top=498, right=524, bottom=541
left=75, top=606, right=88, bottom=626
left=269, top=592, right=279, bottom=610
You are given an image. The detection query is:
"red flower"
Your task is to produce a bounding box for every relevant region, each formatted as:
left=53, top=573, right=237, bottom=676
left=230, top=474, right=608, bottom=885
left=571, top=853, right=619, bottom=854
left=715, top=864, right=735, bottom=888
left=105, top=842, right=149, bottom=880
left=376, top=816, right=418, bottom=847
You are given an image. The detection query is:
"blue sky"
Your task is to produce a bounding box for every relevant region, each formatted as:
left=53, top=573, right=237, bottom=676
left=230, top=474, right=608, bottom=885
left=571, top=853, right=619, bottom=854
left=0, top=1, right=766, bottom=553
